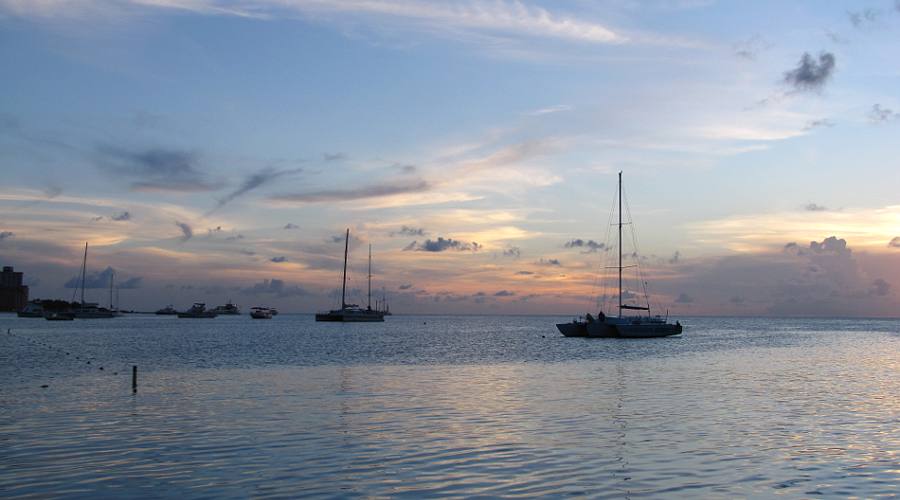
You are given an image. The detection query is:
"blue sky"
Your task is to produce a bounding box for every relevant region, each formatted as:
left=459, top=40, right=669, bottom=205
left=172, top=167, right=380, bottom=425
left=1, top=0, right=899, bottom=315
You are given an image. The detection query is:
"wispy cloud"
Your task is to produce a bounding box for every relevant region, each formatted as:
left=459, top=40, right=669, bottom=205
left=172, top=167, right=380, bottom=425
left=64, top=266, right=142, bottom=289
left=868, top=104, right=898, bottom=124
left=210, top=166, right=303, bottom=213
left=175, top=221, right=193, bottom=242
left=564, top=238, right=605, bottom=253
left=111, top=211, right=131, bottom=221
left=391, top=225, right=426, bottom=237
left=404, top=237, right=482, bottom=252
left=804, top=203, right=828, bottom=212
left=270, top=256, right=287, bottom=263
left=270, top=179, right=429, bottom=204
left=240, top=278, right=310, bottom=297
left=526, top=104, right=572, bottom=116
left=95, top=145, right=221, bottom=192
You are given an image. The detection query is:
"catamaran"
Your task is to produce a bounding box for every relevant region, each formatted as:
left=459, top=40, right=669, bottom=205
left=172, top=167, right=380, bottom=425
left=557, top=172, right=682, bottom=339
left=315, top=229, right=385, bottom=322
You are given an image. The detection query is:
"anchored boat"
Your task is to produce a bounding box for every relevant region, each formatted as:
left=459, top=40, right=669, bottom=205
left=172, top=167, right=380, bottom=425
left=557, top=172, right=682, bottom=339
left=315, top=229, right=385, bottom=322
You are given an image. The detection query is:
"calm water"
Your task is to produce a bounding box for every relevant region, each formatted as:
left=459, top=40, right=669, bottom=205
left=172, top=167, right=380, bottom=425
left=1, top=314, right=898, bottom=498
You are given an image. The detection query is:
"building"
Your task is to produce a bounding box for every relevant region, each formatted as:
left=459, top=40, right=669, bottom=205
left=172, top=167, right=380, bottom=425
left=0, top=266, right=29, bottom=312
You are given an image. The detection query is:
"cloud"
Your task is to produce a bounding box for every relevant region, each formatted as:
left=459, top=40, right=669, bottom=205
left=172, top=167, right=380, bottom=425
left=284, top=223, right=299, bottom=230
left=392, top=225, right=426, bottom=237
left=847, top=8, right=880, bottom=28
left=65, top=266, right=142, bottom=289
left=526, top=104, right=572, bottom=116
left=270, top=256, right=287, bottom=263
left=398, top=283, right=413, bottom=290
left=868, top=104, right=898, bottom=124
left=270, top=179, right=429, bottom=203
left=564, top=238, right=605, bottom=253
left=870, top=278, right=891, bottom=297
left=111, top=211, right=131, bottom=221
left=0, top=231, right=14, bottom=240
left=225, top=234, right=244, bottom=241
left=515, top=270, right=534, bottom=275
left=803, top=118, right=834, bottom=130
left=668, top=251, right=681, bottom=264
left=405, top=237, right=482, bottom=252
left=323, top=152, right=346, bottom=161
left=675, top=292, right=694, bottom=304
left=503, top=246, right=521, bottom=258
left=804, top=203, right=827, bottom=212
left=733, top=34, right=770, bottom=60
left=537, top=258, right=562, bottom=266
left=239, top=249, right=256, bottom=256
left=240, top=278, right=310, bottom=297
left=210, top=166, right=303, bottom=213
left=889, top=237, right=900, bottom=248
left=95, top=145, right=220, bottom=192
left=494, top=290, right=516, bottom=297
left=783, top=52, right=836, bottom=92
left=175, top=221, right=193, bottom=242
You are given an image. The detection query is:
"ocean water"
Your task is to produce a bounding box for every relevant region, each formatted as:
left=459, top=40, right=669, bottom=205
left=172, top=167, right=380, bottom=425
left=1, top=314, right=898, bottom=498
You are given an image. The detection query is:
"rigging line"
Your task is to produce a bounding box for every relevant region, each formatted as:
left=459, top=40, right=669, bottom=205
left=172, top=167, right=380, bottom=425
left=622, top=184, right=652, bottom=315
left=598, top=179, right=619, bottom=313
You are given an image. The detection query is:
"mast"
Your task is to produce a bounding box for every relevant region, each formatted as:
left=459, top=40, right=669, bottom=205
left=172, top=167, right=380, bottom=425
left=341, top=228, right=349, bottom=309
left=80, top=242, right=88, bottom=305
left=367, top=244, right=372, bottom=310
left=618, top=171, right=623, bottom=317
left=109, top=269, right=114, bottom=310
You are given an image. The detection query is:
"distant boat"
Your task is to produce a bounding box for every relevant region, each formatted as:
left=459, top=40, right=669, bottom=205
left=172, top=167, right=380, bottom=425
left=71, top=242, right=117, bottom=319
left=557, top=172, right=682, bottom=339
left=315, top=229, right=385, bottom=322
left=212, top=300, right=241, bottom=315
left=177, top=303, right=218, bottom=318
left=45, top=311, right=75, bottom=321
left=250, top=307, right=274, bottom=319
left=17, top=301, right=44, bottom=318
left=155, top=305, right=178, bottom=315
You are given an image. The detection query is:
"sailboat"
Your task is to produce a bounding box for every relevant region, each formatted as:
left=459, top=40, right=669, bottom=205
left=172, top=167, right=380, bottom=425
left=557, top=172, right=682, bottom=338
left=315, top=229, right=385, bottom=322
left=72, top=242, right=117, bottom=319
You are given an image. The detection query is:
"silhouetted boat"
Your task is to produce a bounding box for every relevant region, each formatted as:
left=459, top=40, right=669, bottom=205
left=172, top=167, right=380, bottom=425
left=155, top=305, right=177, bottom=315
left=557, top=172, right=682, bottom=339
left=250, top=307, right=273, bottom=319
left=178, top=303, right=218, bottom=318
left=70, top=243, right=116, bottom=319
left=45, top=311, right=75, bottom=321
left=315, top=229, right=385, bottom=322
left=17, top=301, right=44, bottom=318
left=212, top=300, right=241, bottom=315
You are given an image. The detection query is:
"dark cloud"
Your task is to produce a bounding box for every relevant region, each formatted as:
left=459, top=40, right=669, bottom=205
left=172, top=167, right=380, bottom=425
left=0, top=231, right=14, bottom=240
left=240, top=278, right=310, bottom=297
left=804, top=118, right=834, bottom=130
left=804, top=203, right=827, bottom=212
left=785, top=236, right=850, bottom=256
left=65, top=267, right=142, bottom=289
left=175, top=221, right=193, bottom=242
left=239, top=249, right=256, bottom=256
left=870, top=278, right=891, bottom=297
left=668, top=251, right=681, bottom=264
left=270, top=180, right=429, bottom=203
left=323, top=152, right=346, bottom=162
left=783, top=52, right=836, bottom=92
left=225, top=234, right=244, bottom=241
left=675, top=292, right=694, bottom=304
left=90, top=216, right=104, bottom=222
left=889, top=237, right=900, bottom=248
left=405, top=237, right=482, bottom=252
left=538, top=258, right=562, bottom=266
left=564, top=239, right=605, bottom=253
left=494, top=290, right=516, bottom=297
left=270, top=256, right=287, bottom=263
left=515, top=270, right=534, bottom=275
left=847, top=8, right=880, bottom=28
left=398, top=283, right=413, bottom=290
left=392, top=225, right=426, bottom=237
left=284, top=223, right=299, bottom=230
left=868, top=104, right=898, bottom=124
left=209, top=166, right=303, bottom=214
left=95, top=146, right=221, bottom=192
left=110, top=211, right=131, bottom=221
left=503, top=246, right=521, bottom=258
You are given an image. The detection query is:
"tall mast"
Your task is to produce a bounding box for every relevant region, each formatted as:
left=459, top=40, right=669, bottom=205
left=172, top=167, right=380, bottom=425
left=80, top=242, right=88, bottom=305
left=367, top=244, right=372, bottom=310
left=109, top=269, right=114, bottom=309
left=618, top=172, right=623, bottom=317
left=341, top=228, right=349, bottom=309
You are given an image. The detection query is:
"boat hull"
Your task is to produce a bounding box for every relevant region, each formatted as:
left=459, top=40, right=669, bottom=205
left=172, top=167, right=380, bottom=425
left=45, top=312, right=75, bottom=321
left=586, top=323, right=618, bottom=338
left=614, top=323, right=682, bottom=338
left=316, top=310, right=385, bottom=322
left=177, top=312, right=218, bottom=318
left=556, top=322, right=588, bottom=337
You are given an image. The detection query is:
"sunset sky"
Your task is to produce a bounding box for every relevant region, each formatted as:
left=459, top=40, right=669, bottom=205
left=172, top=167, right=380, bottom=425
left=2, top=0, right=899, bottom=316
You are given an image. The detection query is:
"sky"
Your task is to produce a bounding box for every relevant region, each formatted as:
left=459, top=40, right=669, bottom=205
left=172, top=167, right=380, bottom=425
left=1, top=0, right=899, bottom=316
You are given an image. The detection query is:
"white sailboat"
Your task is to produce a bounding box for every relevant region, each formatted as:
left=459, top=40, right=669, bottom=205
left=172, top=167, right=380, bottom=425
left=557, top=172, right=682, bottom=338
left=315, top=229, right=385, bottom=322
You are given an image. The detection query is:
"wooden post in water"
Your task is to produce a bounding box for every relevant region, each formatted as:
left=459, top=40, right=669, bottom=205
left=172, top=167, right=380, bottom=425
left=132, top=365, right=137, bottom=393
